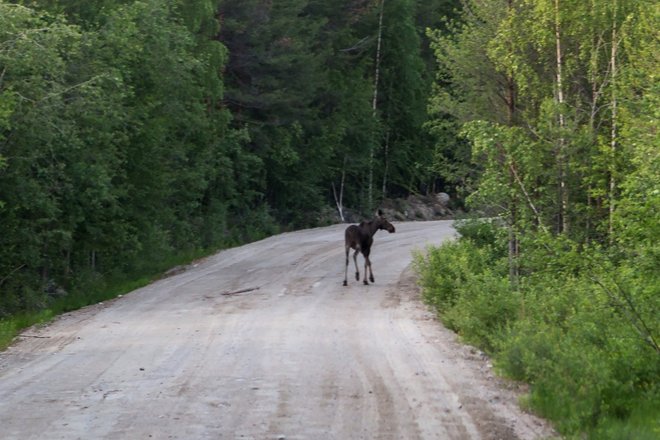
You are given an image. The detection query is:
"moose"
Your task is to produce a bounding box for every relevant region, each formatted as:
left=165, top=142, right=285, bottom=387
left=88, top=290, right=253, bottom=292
left=343, top=210, right=396, bottom=286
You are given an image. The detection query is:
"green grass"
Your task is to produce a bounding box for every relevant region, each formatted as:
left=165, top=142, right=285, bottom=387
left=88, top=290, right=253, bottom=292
left=588, top=399, right=660, bottom=440
left=0, top=308, right=57, bottom=349
left=0, top=247, right=212, bottom=351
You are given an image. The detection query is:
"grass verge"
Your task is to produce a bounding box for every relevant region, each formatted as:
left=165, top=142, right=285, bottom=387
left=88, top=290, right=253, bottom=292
left=0, top=248, right=210, bottom=351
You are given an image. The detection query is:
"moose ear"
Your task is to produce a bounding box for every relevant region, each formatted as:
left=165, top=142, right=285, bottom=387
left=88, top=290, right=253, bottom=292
left=377, top=209, right=384, bottom=217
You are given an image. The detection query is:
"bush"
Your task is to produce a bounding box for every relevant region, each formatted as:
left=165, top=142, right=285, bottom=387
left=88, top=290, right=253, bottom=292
left=454, top=217, right=504, bottom=249
left=444, top=270, right=519, bottom=352
left=590, top=397, right=660, bottom=440
left=414, top=239, right=496, bottom=313
left=414, top=235, right=515, bottom=352
left=415, top=231, right=660, bottom=438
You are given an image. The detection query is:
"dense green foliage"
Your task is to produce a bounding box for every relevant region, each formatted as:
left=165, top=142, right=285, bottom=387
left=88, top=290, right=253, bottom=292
left=418, top=0, right=659, bottom=437
left=1, top=1, right=457, bottom=324
left=416, top=221, right=659, bottom=438
left=216, top=0, right=453, bottom=222
left=0, top=0, right=244, bottom=317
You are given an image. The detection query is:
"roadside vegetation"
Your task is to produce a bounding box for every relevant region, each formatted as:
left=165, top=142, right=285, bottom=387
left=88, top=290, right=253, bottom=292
left=415, top=219, right=659, bottom=439
left=416, top=1, right=659, bottom=438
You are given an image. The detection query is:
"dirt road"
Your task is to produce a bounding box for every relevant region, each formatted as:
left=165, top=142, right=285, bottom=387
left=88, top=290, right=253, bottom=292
left=0, top=221, right=554, bottom=439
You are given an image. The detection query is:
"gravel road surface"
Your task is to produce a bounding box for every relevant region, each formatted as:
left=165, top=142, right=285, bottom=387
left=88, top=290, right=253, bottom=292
left=0, top=220, right=554, bottom=439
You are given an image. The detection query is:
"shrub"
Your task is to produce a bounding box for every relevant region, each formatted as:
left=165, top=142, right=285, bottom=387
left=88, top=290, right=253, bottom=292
left=414, top=239, right=495, bottom=313
left=415, top=230, right=659, bottom=438
left=454, top=217, right=504, bottom=249
left=444, top=270, right=519, bottom=352
left=494, top=268, right=660, bottom=436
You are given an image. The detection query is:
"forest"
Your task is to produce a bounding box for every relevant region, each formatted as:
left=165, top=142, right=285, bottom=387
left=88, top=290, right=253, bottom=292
left=0, top=0, right=455, bottom=315
left=0, top=0, right=658, bottom=438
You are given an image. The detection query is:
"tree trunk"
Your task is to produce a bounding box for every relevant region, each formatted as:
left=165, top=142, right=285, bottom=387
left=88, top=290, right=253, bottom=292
left=332, top=156, right=347, bottom=222
left=609, top=0, right=618, bottom=238
left=554, top=0, right=569, bottom=234
left=382, top=130, right=390, bottom=198
left=587, top=30, right=600, bottom=243
left=368, top=0, right=385, bottom=212
left=506, top=74, right=519, bottom=284
left=505, top=0, right=519, bottom=286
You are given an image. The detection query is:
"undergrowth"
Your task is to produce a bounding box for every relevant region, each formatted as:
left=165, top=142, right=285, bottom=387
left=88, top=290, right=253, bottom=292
left=414, top=218, right=660, bottom=439
left=0, top=248, right=210, bottom=351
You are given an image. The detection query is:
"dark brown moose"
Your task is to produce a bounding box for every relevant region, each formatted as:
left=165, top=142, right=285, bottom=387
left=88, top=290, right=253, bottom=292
left=343, top=210, right=396, bottom=286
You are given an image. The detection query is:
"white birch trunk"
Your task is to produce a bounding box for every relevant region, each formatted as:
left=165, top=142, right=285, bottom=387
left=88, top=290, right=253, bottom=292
left=332, top=157, right=347, bottom=222
left=369, top=0, right=385, bottom=212
left=555, top=0, right=569, bottom=234
left=609, top=0, right=618, bottom=237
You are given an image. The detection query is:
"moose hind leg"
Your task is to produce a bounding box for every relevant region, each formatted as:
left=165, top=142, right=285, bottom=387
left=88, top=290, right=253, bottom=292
left=353, top=250, right=360, bottom=281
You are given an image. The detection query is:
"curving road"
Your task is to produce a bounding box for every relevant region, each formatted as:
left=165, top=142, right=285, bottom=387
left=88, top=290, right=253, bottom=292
left=0, top=221, right=554, bottom=439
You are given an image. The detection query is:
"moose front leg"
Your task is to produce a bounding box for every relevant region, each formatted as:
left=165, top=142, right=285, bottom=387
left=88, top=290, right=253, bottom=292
left=343, top=246, right=350, bottom=286
left=364, top=256, right=374, bottom=284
